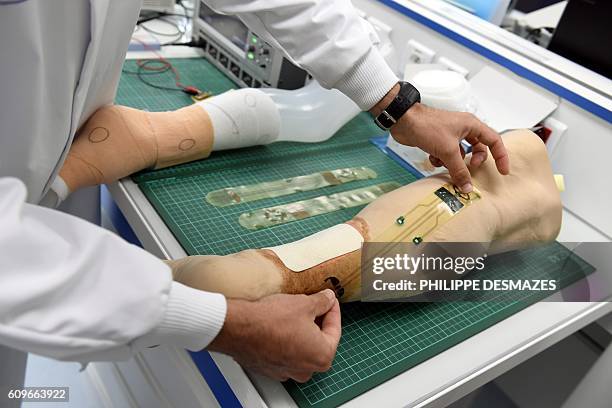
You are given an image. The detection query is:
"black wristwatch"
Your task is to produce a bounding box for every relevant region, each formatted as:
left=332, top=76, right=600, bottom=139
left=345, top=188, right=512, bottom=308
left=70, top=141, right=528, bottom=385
left=374, top=81, right=421, bottom=130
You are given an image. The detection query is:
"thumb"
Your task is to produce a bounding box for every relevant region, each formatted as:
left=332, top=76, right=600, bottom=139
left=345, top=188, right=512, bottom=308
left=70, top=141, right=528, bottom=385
left=309, top=289, right=336, bottom=317
left=320, top=298, right=342, bottom=346
left=443, top=148, right=473, bottom=193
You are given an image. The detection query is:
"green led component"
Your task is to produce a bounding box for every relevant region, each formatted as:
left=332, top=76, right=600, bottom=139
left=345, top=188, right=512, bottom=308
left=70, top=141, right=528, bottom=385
left=247, top=52, right=255, bottom=60
left=206, top=167, right=378, bottom=207
left=251, top=36, right=258, bottom=44
left=396, top=216, right=405, bottom=225
left=238, top=182, right=400, bottom=230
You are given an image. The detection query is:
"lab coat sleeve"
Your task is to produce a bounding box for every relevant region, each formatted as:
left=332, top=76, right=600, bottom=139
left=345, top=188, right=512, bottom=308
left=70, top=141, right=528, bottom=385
left=0, top=177, right=226, bottom=361
left=204, top=0, right=399, bottom=110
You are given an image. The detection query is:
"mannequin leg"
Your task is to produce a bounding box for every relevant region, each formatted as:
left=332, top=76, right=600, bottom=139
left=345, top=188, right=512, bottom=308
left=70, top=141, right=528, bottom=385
left=54, top=89, right=280, bottom=202
left=54, top=83, right=361, bottom=204
left=170, top=130, right=562, bottom=302
left=58, top=104, right=212, bottom=193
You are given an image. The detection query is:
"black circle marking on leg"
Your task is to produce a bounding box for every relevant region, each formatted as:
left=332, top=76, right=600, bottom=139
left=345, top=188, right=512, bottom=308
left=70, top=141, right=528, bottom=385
left=179, top=138, right=196, bottom=151
left=88, top=127, right=110, bottom=143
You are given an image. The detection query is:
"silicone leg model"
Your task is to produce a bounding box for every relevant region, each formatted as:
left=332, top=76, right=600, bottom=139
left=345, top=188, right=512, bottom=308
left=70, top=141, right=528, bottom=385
left=53, top=89, right=280, bottom=202
left=52, top=83, right=360, bottom=203
left=169, top=130, right=563, bottom=302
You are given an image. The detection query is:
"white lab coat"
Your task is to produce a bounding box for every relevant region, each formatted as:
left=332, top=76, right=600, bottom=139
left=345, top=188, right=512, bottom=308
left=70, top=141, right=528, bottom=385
left=0, top=0, right=397, bottom=375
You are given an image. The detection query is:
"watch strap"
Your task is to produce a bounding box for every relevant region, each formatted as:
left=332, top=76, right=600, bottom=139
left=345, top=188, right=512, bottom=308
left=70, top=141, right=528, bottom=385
left=375, top=82, right=421, bottom=130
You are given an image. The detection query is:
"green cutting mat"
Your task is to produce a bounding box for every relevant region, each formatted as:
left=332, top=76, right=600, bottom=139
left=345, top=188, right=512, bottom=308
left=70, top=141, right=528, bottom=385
left=117, top=58, right=593, bottom=408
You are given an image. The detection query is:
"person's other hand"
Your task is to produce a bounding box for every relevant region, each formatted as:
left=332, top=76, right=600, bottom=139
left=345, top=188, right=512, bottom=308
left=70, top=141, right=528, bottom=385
left=372, top=85, right=509, bottom=193
left=208, top=289, right=341, bottom=383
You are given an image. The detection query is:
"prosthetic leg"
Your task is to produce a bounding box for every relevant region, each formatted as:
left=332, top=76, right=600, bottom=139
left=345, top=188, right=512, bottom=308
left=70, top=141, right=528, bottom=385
left=169, top=130, right=563, bottom=302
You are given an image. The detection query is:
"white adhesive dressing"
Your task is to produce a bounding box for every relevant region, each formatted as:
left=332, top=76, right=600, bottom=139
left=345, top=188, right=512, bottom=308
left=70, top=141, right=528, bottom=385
left=265, top=224, right=364, bottom=272
left=198, top=88, right=280, bottom=151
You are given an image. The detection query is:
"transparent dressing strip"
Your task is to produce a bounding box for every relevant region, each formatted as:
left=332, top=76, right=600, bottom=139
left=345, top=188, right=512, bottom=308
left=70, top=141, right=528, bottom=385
left=206, top=167, right=377, bottom=207
left=239, top=182, right=400, bottom=230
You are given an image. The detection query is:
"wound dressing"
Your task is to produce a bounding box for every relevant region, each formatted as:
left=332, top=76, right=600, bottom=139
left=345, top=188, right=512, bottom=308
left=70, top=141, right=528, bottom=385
left=239, top=182, right=400, bottom=230
left=206, top=167, right=377, bottom=207
left=198, top=88, right=280, bottom=151
left=265, top=224, right=364, bottom=272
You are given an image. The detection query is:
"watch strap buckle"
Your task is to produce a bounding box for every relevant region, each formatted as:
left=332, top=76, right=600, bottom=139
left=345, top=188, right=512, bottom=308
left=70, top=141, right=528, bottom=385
left=375, top=110, right=396, bottom=130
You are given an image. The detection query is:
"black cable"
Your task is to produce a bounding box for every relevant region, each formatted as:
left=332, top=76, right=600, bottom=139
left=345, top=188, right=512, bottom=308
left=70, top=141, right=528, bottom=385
left=137, top=11, right=190, bottom=25
left=140, top=19, right=184, bottom=37
left=162, top=40, right=199, bottom=47
left=136, top=69, right=185, bottom=92
left=139, top=18, right=186, bottom=45
left=177, top=0, right=193, bottom=12
left=121, top=65, right=171, bottom=75
left=137, top=8, right=191, bottom=46
left=122, top=59, right=196, bottom=93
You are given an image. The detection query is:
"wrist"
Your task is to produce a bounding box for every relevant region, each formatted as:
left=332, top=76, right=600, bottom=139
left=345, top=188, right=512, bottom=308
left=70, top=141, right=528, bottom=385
left=370, top=82, right=400, bottom=117
left=208, top=299, right=252, bottom=354
left=397, top=101, right=424, bottom=127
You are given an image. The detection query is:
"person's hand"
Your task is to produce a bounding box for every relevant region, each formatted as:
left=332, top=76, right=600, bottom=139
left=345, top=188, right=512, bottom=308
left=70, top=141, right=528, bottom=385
left=371, top=85, right=510, bottom=193
left=208, top=289, right=341, bottom=383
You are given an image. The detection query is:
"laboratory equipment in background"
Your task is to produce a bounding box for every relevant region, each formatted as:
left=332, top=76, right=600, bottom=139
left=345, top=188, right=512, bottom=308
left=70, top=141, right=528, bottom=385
left=191, top=2, right=308, bottom=89
left=547, top=0, right=612, bottom=79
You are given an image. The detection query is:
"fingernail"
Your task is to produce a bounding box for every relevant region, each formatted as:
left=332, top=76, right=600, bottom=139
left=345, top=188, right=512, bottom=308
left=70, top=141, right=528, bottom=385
left=461, top=183, right=473, bottom=193
left=323, top=289, right=335, bottom=300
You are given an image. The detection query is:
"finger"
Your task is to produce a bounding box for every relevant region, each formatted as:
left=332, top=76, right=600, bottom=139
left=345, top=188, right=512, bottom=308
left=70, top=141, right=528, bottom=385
left=469, top=142, right=488, bottom=168
left=320, top=299, right=342, bottom=349
left=465, top=121, right=509, bottom=175
left=309, top=289, right=336, bottom=317
left=442, top=147, right=473, bottom=193
left=255, top=366, right=290, bottom=382
left=429, top=155, right=444, bottom=167
left=288, top=370, right=314, bottom=383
